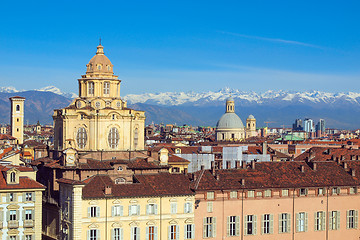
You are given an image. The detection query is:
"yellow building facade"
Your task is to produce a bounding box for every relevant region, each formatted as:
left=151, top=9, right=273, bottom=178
left=53, top=44, right=145, bottom=153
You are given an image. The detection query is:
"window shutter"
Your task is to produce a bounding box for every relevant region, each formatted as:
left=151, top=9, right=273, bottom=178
left=213, top=217, right=217, bottom=237
left=321, top=212, right=326, bottom=231
left=137, top=205, right=140, bottom=215
left=244, top=216, right=248, bottom=235
left=146, top=205, right=149, bottom=215
left=337, top=211, right=340, bottom=230
left=146, top=226, right=149, bottom=240
left=355, top=211, right=358, bottom=229
left=287, top=214, right=291, bottom=233
left=137, top=227, right=140, bottom=240
left=278, top=214, right=281, bottom=233
left=227, top=216, right=230, bottom=236
left=314, top=212, right=317, bottom=230
left=131, top=227, right=134, bottom=240
left=254, top=215, right=257, bottom=235
left=33, top=192, right=35, bottom=201
left=203, top=218, right=207, bottom=238
left=22, top=209, right=25, bottom=220
left=120, top=206, right=123, bottom=216
left=261, top=214, right=264, bottom=234
left=305, top=212, right=308, bottom=232
left=168, top=226, right=171, bottom=240
left=296, top=213, right=299, bottom=232
left=129, top=206, right=131, bottom=216
left=22, top=193, right=26, bottom=202
left=111, top=206, right=115, bottom=217
left=184, top=203, right=187, bottom=214
left=87, top=207, right=91, bottom=218
left=346, top=211, right=349, bottom=229
left=236, top=216, right=240, bottom=236
left=87, top=230, right=90, bottom=240
left=154, top=204, right=158, bottom=214
left=176, top=225, right=180, bottom=240
left=97, top=229, right=100, bottom=240
left=270, top=214, right=274, bottom=234
left=154, top=226, right=158, bottom=240
left=96, top=207, right=100, bottom=217
left=184, top=225, right=187, bottom=239
left=192, top=224, right=195, bottom=239
left=111, top=229, right=114, bottom=240
left=120, top=228, right=124, bottom=240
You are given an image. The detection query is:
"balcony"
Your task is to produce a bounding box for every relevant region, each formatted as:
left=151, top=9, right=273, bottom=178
left=8, top=220, right=19, bottom=228
left=24, top=220, right=34, bottom=228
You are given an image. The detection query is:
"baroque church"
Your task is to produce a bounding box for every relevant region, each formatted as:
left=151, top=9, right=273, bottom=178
left=53, top=44, right=145, bottom=158
left=215, top=97, right=257, bottom=141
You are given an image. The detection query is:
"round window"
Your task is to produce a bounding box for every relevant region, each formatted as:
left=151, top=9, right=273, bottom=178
left=95, top=102, right=101, bottom=108
left=116, top=102, right=121, bottom=108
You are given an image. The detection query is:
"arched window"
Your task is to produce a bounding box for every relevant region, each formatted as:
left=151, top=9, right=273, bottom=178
left=16, top=105, right=20, bottom=112
left=10, top=172, right=16, bottom=182
left=76, top=127, right=87, bottom=149
left=108, top=127, right=119, bottom=149
left=107, top=65, right=111, bottom=71
left=88, top=82, right=94, bottom=95
left=97, top=64, right=101, bottom=70
left=115, top=178, right=126, bottom=184
left=134, top=128, right=139, bottom=148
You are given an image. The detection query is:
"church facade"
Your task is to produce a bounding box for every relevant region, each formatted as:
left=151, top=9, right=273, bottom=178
left=53, top=44, right=145, bottom=154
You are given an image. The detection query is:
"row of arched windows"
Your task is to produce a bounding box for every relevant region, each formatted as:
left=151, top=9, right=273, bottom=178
left=75, top=127, right=139, bottom=149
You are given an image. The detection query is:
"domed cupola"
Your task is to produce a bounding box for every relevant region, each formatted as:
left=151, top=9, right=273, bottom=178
left=86, top=44, right=114, bottom=76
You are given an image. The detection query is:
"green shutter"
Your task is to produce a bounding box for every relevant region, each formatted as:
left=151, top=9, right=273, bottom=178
left=261, top=214, right=264, bottom=234
left=236, top=216, right=240, bottom=236
left=154, top=226, right=158, bottom=240
left=278, top=214, right=282, bottom=233
left=203, top=218, right=207, bottom=238
left=146, top=226, right=149, bottom=240
left=176, top=225, right=180, bottom=240
left=337, top=211, right=340, bottom=230
left=254, top=215, right=257, bottom=235
left=168, top=226, right=171, bottom=240
left=346, top=210, right=349, bottom=229
left=296, top=213, right=299, bottom=232
left=355, top=211, right=358, bottom=229
left=321, top=212, right=326, bottom=231
left=270, top=214, right=274, bottom=234
left=305, top=212, right=308, bottom=232
left=244, top=216, right=248, bottom=235
left=287, top=214, right=291, bottom=233
left=213, top=217, right=217, bottom=237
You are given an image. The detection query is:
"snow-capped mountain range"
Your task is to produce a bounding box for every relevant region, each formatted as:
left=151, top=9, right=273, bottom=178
left=2, top=86, right=360, bottom=107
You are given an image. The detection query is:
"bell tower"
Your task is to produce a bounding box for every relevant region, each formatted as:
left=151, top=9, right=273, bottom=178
left=9, top=96, right=25, bottom=144
left=226, top=97, right=235, bottom=113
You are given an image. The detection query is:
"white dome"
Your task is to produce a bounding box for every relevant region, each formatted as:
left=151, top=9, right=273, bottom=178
left=216, top=112, right=244, bottom=129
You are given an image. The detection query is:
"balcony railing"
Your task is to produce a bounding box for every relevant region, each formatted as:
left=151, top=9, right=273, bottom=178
left=24, top=220, right=34, bottom=228
left=8, top=220, right=19, bottom=228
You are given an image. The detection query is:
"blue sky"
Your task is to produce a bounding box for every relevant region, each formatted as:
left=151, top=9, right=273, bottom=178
left=0, top=0, right=359, bottom=95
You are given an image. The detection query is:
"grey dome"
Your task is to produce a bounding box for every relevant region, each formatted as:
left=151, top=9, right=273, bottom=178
left=226, top=96, right=234, bottom=102
left=248, top=114, right=255, bottom=119
left=216, top=112, right=244, bottom=129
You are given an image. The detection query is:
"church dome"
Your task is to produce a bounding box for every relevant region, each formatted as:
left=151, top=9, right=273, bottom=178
left=248, top=114, right=255, bottom=119
left=86, top=44, right=114, bottom=74
left=226, top=96, right=234, bottom=102
left=216, top=112, right=244, bottom=129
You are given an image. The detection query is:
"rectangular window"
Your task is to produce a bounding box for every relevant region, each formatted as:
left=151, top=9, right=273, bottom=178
left=332, top=187, right=340, bottom=195
left=9, top=210, right=16, bottom=221
left=315, top=211, right=325, bottom=231
left=227, top=216, right=239, bottom=236
left=9, top=237, right=16, bottom=240
left=104, top=82, right=110, bottom=95
left=350, top=187, right=357, bottom=194
left=299, top=188, right=308, bottom=196
left=256, top=191, right=262, bottom=197
left=207, top=202, right=213, bottom=213
left=207, top=191, right=215, bottom=200
left=185, top=224, right=194, bottom=239
left=88, top=82, right=94, bottom=95
left=113, top=228, right=123, bottom=240
left=318, top=188, right=325, bottom=195
left=296, top=212, right=307, bottom=232
left=25, top=209, right=33, bottom=220
left=281, top=189, right=289, bottom=197
left=230, top=191, right=237, bottom=199
left=89, top=206, right=99, bottom=218
left=89, top=229, right=98, bottom=240
left=279, top=213, right=290, bottom=233
left=129, top=205, right=139, bottom=216
left=25, top=192, right=33, bottom=201
left=169, top=225, right=179, bottom=240
left=9, top=193, right=15, bottom=202
left=147, top=226, right=156, bottom=240
left=112, top=205, right=123, bottom=217
left=247, top=190, right=255, bottom=198
left=184, top=202, right=192, bottom=213
left=329, top=211, right=340, bottom=230
left=170, top=203, right=177, bottom=214
left=147, top=204, right=157, bottom=215
left=262, top=214, right=273, bottom=234
left=131, top=227, right=140, bottom=240
left=245, top=215, right=256, bottom=235
left=347, top=210, right=358, bottom=229
left=264, top=190, right=271, bottom=197
left=25, top=236, right=32, bottom=240
left=203, top=217, right=216, bottom=238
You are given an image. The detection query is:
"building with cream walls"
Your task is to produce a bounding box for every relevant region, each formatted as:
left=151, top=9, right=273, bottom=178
left=53, top=44, right=145, bottom=153
left=0, top=165, right=45, bottom=240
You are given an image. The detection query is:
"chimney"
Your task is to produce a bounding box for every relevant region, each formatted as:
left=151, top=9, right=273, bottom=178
left=312, top=162, right=317, bottom=171
left=216, top=174, right=220, bottom=181
left=251, top=160, right=256, bottom=169
left=242, top=161, right=247, bottom=169
left=262, top=141, right=267, bottom=155
left=309, top=149, right=315, bottom=160
left=352, top=169, right=356, bottom=177
left=211, top=161, right=216, bottom=176
left=301, top=165, right=305, bottom=173
left=236, top=161, right=241, bottom=169
left=241, top=179, right=245, bottom=186
left=104, top=186, right=112, bottom=195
